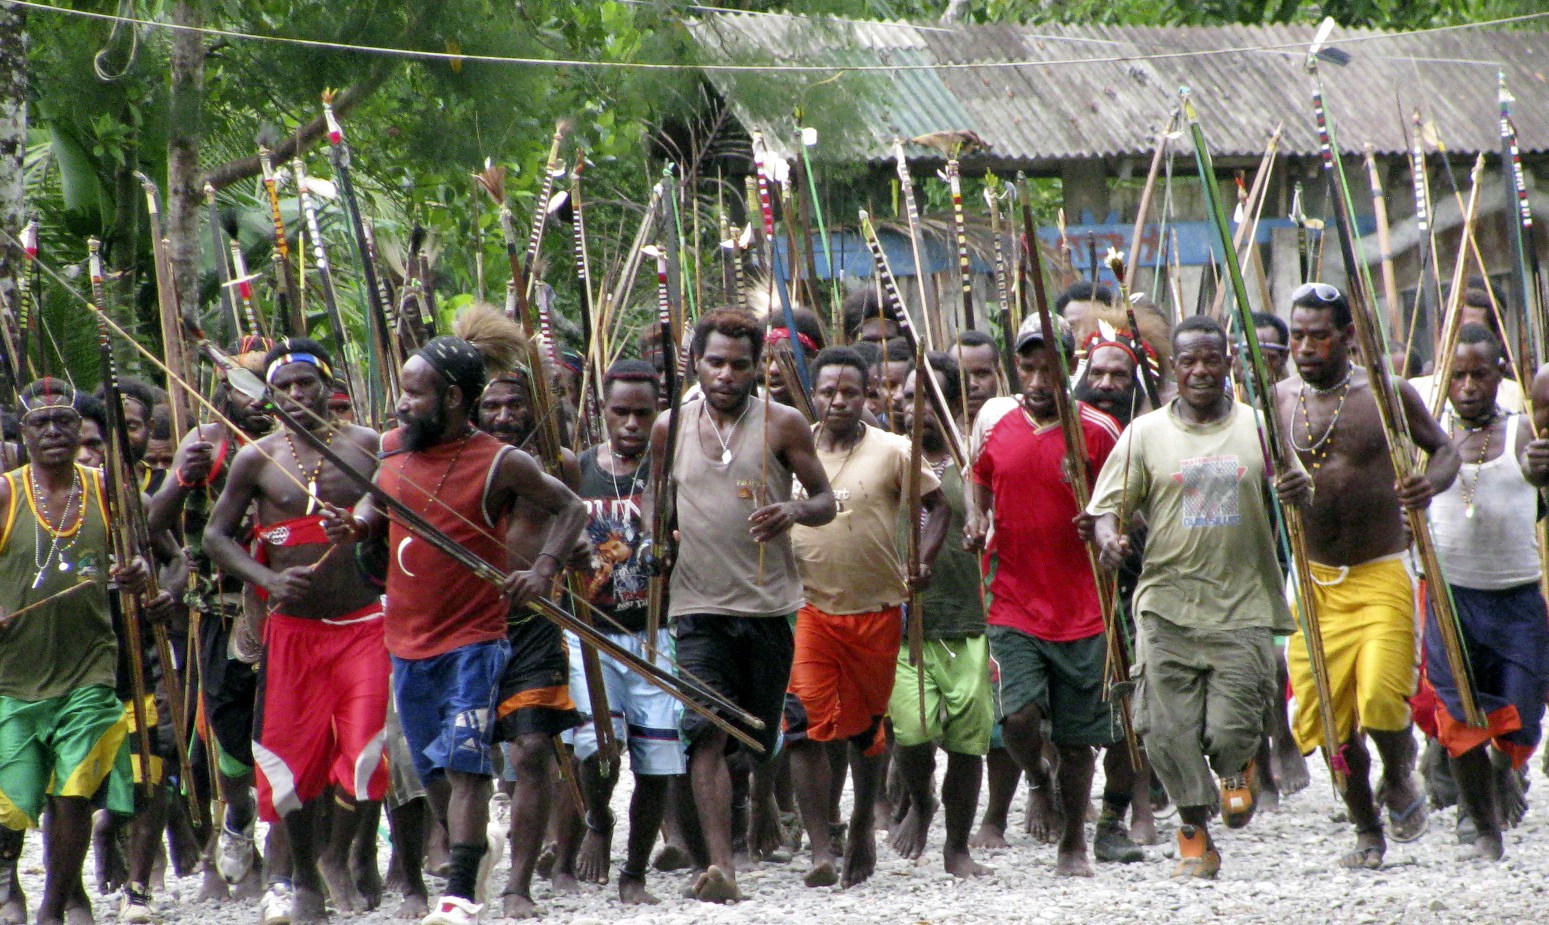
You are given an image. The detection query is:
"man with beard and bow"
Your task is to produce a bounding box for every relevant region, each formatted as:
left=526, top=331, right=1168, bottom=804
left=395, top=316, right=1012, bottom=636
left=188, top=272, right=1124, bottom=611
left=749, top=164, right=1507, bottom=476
left=325, top=336, right=587, bottom=925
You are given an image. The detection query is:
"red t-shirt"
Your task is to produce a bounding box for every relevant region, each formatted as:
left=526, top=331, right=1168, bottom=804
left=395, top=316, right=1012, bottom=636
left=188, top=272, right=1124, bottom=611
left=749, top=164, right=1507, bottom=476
left=971, top=401, right=1120, bottom=641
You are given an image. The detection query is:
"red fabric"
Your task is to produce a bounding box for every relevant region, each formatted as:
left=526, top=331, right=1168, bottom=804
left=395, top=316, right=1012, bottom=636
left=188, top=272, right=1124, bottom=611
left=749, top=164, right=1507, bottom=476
left=251, top=514, right=330, bottom=602
left=378, top=428, right=512, bottom=659
left=972, top=402, right=1118, bottom=641
left=1435, top=702, right=1529, bottom=768
left=788, top=604, right=901, bottom=756
left=254, top=603, right=390, bottom=822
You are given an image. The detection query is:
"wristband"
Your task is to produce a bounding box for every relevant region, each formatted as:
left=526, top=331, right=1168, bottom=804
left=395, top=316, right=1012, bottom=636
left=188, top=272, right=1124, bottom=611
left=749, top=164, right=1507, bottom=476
left=174, top=467, right=202, bottom=489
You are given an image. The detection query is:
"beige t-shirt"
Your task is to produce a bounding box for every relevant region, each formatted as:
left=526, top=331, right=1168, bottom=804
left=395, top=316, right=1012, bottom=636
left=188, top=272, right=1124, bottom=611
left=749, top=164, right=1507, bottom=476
left=792, top=424, right=940, bottom=615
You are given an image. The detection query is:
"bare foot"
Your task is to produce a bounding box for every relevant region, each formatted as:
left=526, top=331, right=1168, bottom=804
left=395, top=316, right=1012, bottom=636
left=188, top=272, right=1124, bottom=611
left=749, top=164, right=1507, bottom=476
left=292, top=885, right=329, bottom=925
left=1462, top=831, right=1504, bottom=861
left=1054, top=842, right=1093, bottom=878
left=872, top=795, right=896, bottom=832
left=231, top=866, right=264, bottom=901
left=0, top=866, right=25, bottom=925
left=320, top=859, right=363, bottom=913
left=747, top=797, right=786, bottom=861
left=1026, top=789, right=1062, bottom=845
left=63, top=907, right=94, bottom=925
left=1338, top=829, right=1385, bottom=870
left=841, top=826, right=876, bottom=888
left=1274, top=741, right=1311, bottom=795
left=944, top=850, right=992, bottom=878
left=549, top=871, right=582, bottom=895
left=196, top=865, right=229, bottom=903
left=651, top=844, right=691, bottom=872
left=501, top=891, right=541, bottom=919
left=352, top=851, right=383, bottom=911
left=889, top=792, right=936, bottom=861
left=425, top=832, right=451, bottom=879
left=691, top=866, right=743, bottom=904
left=1129, top=812, right=1158, bottom=846
left=396, top=893, right=428, bottom=920
left=1496, top=761, right=1528, bottom=828
left=382, top=851, right=405, bottom=895
left=91, top=811, right=123, bottom=895
left=534, top=842, right=556, bottom=880
left=802, top=858, right=838, bottom=888
left=574, top=827, right=612, bottom=885
left=969, top=823, right=1009, bottom=850
left=618, top=871, right=659, bottom=905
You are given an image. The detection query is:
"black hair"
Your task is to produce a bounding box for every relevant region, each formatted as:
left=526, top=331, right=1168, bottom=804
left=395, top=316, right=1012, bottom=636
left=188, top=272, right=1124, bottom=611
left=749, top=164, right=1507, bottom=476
left=1456, top=322, right=1504, bottom=364
left=916, top=350, right=962, bottom=408
left=691, top=307, right=764, bottom=365
left=415, top=336, right=487, bottom=413
left=767, top=308, right=828, bottom=352
left=262, top=337, right=335, bottom=377
left=1054, top=281, right=1114, bottom=315
left=956, top=329, right=997, bottom=350
left=809, top=346, right=870, bottom=391
left=97, top=375, right=160, bottom=421
left=1291, top=285, right=1352, bottom=328
left=1249, top=312, right=1289, bottom=347
left=1461, top=286, right=1503, bottom=335
left=602, top=358, right=660, bottom=398
left=882, top=337, right=914, bottom=363
left=852, top=341, right=882, bottom=370
left=74, top=392, right=107, bottom=434
left=150, top=403, right=173, bottom=441
left=1173, top=314, right=1229, bottom=352
left=841, top=288, right=901, bottom=340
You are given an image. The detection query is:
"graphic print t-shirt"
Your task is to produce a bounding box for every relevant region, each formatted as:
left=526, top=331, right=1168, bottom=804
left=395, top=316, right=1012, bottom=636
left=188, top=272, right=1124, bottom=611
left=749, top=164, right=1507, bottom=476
left=578, top=446, right=650, bottom=633
left=1087, top=400, right=1295, bottom=633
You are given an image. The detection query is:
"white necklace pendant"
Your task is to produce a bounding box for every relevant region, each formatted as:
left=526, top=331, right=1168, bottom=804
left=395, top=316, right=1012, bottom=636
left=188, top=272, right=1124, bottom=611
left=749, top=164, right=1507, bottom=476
left=58, top=559, right=70, bottom=572
left=1465, top=503, right=1475, bottom=519
left=721, top=449, right=732, bottom=465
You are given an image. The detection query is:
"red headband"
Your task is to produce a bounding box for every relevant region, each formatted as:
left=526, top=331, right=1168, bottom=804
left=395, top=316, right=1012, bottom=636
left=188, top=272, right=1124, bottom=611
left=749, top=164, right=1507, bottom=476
left=765, top=327, right=818, bottom=354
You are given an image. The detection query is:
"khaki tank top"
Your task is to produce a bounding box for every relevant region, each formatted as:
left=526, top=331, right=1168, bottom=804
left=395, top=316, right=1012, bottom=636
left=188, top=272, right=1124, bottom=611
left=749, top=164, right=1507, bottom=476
left=669, top=398, right=803, bottom=618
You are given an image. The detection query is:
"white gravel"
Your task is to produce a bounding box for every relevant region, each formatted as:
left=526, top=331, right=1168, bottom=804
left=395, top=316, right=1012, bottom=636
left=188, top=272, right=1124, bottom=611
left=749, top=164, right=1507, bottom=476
left=24, top=737, right=1545, bottom=924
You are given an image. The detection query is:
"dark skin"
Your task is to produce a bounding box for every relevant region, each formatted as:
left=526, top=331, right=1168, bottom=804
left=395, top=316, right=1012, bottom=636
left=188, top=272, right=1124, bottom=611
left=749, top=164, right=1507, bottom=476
left=1275, top=304, right=1459, bottom=868
left=645, top=330, right=836, bottom=902
left=888, top=367, right=991, bottom=878
left=203, top=361, right=382, bottom=924
left=1090, top=331, right=1311, bottom=860
left=1078, top=344, right=1139, bottom=425
left=962, top=341, right=1101, bottom=877
left=329, top=356, right=587, bottom=920
left=1445, top=342, right=1549, bottom=862
left=75, top=420, right=105, bottom=468
left=852, top=317, right=898, bottom=346
left=952, top=342, right=1002, bottom=422
left=0, top=406, right=154, bottom=925
left=792, top=364, right=946, bottom=889
left=546, top=380, right=671, bottom=905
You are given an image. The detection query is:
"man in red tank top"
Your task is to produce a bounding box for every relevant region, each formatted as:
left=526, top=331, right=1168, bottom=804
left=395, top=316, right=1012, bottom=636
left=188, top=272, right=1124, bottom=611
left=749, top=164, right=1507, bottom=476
left=330, top=336, right=586, bottom=925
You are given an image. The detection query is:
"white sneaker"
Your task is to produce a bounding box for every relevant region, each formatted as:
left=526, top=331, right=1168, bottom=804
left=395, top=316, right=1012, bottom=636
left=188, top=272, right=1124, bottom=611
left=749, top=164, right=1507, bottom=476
left=474, top=826, right=506, bottom=905
left=421, top=895, right=483, bottom=925
left=118, top=883, right=156, bottom=923
left=258, top=882, right=293, bottom=925
left=216, top=818, right=257, bottom=884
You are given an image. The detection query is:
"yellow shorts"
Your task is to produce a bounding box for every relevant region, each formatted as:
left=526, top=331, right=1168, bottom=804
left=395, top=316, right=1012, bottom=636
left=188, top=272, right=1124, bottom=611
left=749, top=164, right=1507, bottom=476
left=1288, top=555, right=1417, bottom=752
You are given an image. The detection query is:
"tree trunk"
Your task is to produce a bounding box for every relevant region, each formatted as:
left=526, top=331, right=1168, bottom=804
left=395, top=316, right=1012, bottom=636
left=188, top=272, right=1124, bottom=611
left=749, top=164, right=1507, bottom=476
left=166, top=0, right=204, bottom=338
left=0, top=3, right=27, bottom=307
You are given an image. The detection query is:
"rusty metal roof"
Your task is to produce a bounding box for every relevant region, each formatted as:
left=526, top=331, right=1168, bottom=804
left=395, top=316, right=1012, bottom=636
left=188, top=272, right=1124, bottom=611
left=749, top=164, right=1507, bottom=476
left=687, top=13, right=1549, bottom=165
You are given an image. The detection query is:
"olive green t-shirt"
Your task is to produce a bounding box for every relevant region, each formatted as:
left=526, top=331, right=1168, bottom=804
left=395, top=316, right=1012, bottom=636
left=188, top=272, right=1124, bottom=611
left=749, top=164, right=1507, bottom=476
left=898, top=462, right=986, bottom=639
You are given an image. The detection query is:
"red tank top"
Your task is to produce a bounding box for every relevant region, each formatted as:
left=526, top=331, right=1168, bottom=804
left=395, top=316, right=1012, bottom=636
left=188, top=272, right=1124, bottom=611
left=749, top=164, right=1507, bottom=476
left=378, top=427, right=511, bottom=659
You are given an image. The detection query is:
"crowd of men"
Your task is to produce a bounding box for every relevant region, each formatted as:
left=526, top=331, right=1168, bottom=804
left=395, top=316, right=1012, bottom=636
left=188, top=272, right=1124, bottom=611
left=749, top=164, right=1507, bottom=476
left=0, top=273, right=1545, bottom=925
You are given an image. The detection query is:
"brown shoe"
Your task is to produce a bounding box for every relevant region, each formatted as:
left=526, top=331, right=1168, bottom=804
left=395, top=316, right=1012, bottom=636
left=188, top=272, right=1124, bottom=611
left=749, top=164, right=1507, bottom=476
left=1172, top=825, right=1221, bottom=879
left=1220, top=759, right=1258, bottom=829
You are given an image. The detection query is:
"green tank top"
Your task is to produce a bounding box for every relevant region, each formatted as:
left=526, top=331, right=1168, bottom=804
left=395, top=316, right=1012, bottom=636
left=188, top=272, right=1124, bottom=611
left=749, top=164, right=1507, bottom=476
left=0, top=465, right=117, bottom=701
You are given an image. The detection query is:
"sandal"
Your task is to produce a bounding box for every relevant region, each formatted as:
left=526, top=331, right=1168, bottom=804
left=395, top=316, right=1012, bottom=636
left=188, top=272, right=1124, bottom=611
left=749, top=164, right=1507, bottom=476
left=1386, top=791, right=1429, bottom=843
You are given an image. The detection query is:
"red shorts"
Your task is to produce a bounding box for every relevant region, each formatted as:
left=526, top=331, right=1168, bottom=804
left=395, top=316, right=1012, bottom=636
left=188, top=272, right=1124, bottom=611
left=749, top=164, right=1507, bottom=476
left=254, top=603, right=391, bottom=823
left=786, top=604, right=902, bottom=755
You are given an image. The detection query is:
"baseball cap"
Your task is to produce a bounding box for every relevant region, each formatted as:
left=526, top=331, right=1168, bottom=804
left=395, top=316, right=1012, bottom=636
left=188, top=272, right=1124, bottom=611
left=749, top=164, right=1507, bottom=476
left=1014, top=312, right=1073, bottom=354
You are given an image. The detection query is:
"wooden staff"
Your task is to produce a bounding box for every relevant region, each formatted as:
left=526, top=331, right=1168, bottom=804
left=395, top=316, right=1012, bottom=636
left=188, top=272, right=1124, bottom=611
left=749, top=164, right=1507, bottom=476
left=1362, top=145, right=1404, bottom=347
left=1124, top=111, right=1179, bottom=297
left=135, top=172, right=195, bottom=439
left=1426, top=157, right=1487, bottom=423
left=1184, top=88, right=1346, bottom=788
left=1305, top=27, right=1484, bottom=727
left=1015, top=190, right=1140, bottom=770
left=893, top=141, right=939, bottom=350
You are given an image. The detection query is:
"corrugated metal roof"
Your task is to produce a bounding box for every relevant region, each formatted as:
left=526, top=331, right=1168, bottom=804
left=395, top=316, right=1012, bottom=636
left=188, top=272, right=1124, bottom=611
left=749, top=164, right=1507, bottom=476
left=686, top=13, right=1549, bottom=164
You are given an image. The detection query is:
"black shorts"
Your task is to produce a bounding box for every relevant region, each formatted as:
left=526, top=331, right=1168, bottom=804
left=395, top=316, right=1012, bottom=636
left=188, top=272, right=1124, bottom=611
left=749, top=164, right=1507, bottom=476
left=198, top=607, right=257, bottom=770
left=493, top=612, right=582, bottom=743
left=674, top=613, right=794, bottom=761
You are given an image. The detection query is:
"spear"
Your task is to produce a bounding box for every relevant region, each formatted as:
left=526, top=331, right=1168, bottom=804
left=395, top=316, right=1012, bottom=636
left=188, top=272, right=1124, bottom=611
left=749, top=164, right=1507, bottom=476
left=1182, top=88, right=1346, bottom=788
left=323, top=91, right=396, bottom=425
left=524, top=120, right=572, bottom=301
left=1015, top=184, right=1140, bottom=771
left=1427, top=157, right=1487, bottom=424
left=15, top=219, right=37, bottom=380
left=205, top=185, right=240, bottom=338
left=136, top=172, right=194, bottom=440
left=1499, top=74, right=1546, bottom=376
left=1404, top=110, right=1443, bottom=361
left=983, top=179, right=1018, bottom=390
left=1304, top=20, right=1483, bottom=727
left=293, top=158, right=363, bottom=419
left=223, top=221, right=264, bottom=339
left=944, top=156, right=974, bottom=331
left=645, top=240, right=680, bottom=664
left=258, top=145, right=305, bottom=337
left=751, top=133, right=812, bottom=397
left=1124, top=111, right=1179, bottom=297
left=1362, top=145, right=1403, bottom=344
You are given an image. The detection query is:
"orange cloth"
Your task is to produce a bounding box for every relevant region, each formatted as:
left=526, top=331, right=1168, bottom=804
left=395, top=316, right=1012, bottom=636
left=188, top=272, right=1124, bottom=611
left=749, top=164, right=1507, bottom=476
left=787, top=604, right=902, bottom=755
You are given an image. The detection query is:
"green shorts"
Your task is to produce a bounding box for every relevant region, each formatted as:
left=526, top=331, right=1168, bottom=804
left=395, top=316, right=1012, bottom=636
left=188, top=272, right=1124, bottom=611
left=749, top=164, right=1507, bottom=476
left=890, top=635, right=993, bottom=756
left=102, top=694, right=166, bottom=817
left=0, top=685, right=125, bottom=829
left=988, top=625, right=1119, bottom=747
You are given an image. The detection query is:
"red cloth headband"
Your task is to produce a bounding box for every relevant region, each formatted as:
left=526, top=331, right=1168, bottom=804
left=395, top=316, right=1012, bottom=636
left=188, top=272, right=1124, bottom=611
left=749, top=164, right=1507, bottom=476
left=765, top=327, right=818, bottom=354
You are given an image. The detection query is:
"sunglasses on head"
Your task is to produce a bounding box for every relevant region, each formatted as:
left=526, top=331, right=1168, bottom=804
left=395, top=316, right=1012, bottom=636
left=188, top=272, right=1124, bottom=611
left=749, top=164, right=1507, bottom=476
left=1292, top=282, right=1343, bottom=304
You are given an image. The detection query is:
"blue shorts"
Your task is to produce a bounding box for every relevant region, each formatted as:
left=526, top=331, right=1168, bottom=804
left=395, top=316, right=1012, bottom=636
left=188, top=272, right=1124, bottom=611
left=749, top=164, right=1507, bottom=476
left=559, top=629, right=686, bottom=777
left=392, top=640, right=510, bottom=784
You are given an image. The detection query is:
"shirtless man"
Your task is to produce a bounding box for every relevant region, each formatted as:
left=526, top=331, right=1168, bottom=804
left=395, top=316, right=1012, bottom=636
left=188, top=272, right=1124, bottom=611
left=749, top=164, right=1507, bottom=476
left=327, top=335, right=586, bottom=925
left=1274, top=283, right=1460, bottom=869
left=204, top=340, right=389, bottom=925
left=647, top=307, right=836, bottom=903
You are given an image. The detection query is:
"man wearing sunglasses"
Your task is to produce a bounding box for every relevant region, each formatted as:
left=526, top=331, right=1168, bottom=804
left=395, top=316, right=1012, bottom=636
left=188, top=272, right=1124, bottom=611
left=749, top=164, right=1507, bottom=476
left=1274, top=283, right=1459, bottom=871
